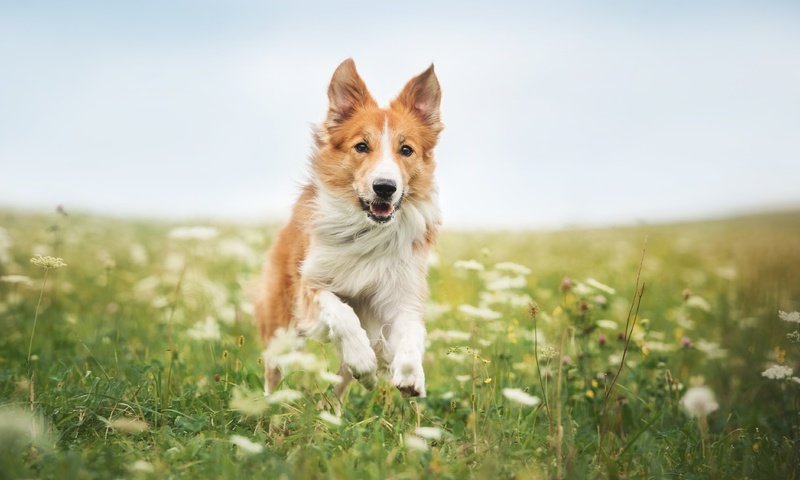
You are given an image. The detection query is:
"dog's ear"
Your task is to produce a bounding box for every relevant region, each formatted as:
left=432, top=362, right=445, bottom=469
left=327, top=58, right=376, bottom=123
left=394, top=64, right=442, bottom=128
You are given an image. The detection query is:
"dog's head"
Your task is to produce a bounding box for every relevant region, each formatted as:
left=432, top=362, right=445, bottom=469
left=313, top=59, right=443, bottom=225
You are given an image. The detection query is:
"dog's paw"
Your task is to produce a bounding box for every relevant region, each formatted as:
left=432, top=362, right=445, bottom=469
left=342, top=338, right=378, bottom=390
left=391, top=353, right=426, bottom=398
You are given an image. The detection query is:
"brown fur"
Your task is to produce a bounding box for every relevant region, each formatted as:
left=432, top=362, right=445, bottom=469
left=253, top=59, right=442, bottom=392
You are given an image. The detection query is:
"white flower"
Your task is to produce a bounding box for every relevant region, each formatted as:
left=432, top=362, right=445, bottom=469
left=229, top=435, right=263, bottom=454
left=108, top=417, right=149, bottom=434
left=458, top=304, right=501, bottom=320
left=229, top=387, right=269, bottom=416
left=187, top=317, right=221, bottom=341
left=779, top=310, right=800, bottom=324
left=453, top=259, right=484, bottom=271
left=415, top=426, right=443, bottom=440
left=686, top=295, right=711, bottom=312
left=272, top=351, right=323, bottom=372
left=318, top=411, right=342, bottom=427
left=265, top=389, right=303, bottom=404
left=129, top=244, right=149, bottom=265
left=318, top=370, right=344, bottom=384
left=596, top=319, right=619, bottom=330
left=425, top=302, right=451, bottom=320
left=493, top=262, right=531, bottom=275
left=455, top=375, right=471, bottom=383
left=0, top=275, right=33, bottom=287
left=485, top=276, right=527, bottom=291
left=168, top=226, right=219, bottom=240
left=585, top=278, right=616, bottom=295
left=129, top=460, right=154, bottom=473
left=404, top=434, right=429, bottom=452
left=502, top=388, right=541, bottom=407
left=30, top=255, right=67, bottom=270
left=762, top=365, right=793, bottom=380
left=427, top=251, right=440, bottom=267
left=680, top=386, right=719, bottom=417
left=428, top=329, right=471, bottom=343
left=695, top=340, right=728, bottom=359
left=263, top=328, right=304, bottom=367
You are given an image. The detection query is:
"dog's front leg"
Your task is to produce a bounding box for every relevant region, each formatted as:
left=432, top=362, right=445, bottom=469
left=388, top=312, right=427, bottom=397
left=303, top=289, right=378, bottom=390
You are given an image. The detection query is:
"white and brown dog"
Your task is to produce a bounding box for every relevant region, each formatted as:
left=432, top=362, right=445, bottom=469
left=254, top=59, right=443, bottom=398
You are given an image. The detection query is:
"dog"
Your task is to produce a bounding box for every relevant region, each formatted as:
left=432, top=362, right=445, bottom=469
left=254, top=59, right=443, bottom=399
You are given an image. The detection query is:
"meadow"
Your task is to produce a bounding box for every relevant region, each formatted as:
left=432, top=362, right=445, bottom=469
left=1, top=208, right=799, bottom=479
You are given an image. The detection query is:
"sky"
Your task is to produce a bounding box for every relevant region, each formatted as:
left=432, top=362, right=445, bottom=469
left=1, top=1, right=799, bottom=228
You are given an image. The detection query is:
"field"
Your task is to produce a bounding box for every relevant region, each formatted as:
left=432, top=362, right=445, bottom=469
left=1, top=208, right=799, bottom=479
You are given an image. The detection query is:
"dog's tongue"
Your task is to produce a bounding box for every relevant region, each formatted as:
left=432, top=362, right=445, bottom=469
left=370, top=202, right=393, bottom=217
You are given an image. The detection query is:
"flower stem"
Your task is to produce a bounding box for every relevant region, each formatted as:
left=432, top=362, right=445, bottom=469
left=28, top=270, right=49, bottom=365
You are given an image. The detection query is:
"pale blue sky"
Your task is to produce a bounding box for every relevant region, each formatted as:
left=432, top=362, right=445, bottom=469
left=1, top=1, right=799, bottom=228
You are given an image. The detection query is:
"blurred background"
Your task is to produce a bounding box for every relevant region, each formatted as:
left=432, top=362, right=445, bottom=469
left=1, top=0, right=798, bottom=228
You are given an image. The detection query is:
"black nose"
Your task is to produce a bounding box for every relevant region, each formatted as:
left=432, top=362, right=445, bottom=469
left=372, top=179, right=397, bottom=199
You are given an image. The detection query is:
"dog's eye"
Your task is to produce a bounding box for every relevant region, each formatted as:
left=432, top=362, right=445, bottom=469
left=354, top=142, right=369, bottom=153
left=399, top=145, right=414, bottom=157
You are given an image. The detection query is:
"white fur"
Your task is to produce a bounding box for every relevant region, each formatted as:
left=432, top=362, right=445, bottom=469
left=300, top=182, right=440, bottom=395
left=368, top=117, right=403, bottom=204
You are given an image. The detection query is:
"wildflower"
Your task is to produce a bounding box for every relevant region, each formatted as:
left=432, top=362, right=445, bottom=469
left=458, top=304, right=501, bottom=320
left=415, top=426, right=444, bottom=441
left=265, top=389, right=303, bottom=404
left=596, top=319, right=618, bottom=330
left=404, top=434, right=429, bottom=452
left=453, top=259, right=484, bottom=271
left=680, top=386, right=719, bottom=418
left=29, top=255, right=67, bottom=270
left=560, top=277, right=573, bottom=292
left=229, top=435, right=264, bottom=455
left=598, top=334, right=607, bottom=347
left=486, top=275, right=526, bottom=291
left=0, top=275, right=34, bottom=287
left=129, top=460, right=154, bottom=473
left=318, top=411, right=343, bottom=427
left=455, top=375, right=471, bottom=383
left=263, top=328, right=304, bottom=367
left=168, top=226, right=219, bottom=240
left=592, top=294, right=608, bottom=307
left=494, top=262, right=531, bottom=275
left=539, top=346, right=558, bottom=361
left=0, top=406, right=54, bottom=452
left=695, top=340, right=728, bottom=359
left=762, top=365, right=793, bottom=380
left=779, top=310, right=800, bottom=324
left=187, top=317, right=221, bottom=341
left=230, top=387, right=269, bottom=416
left=686, top=295, right=711, bottom=312
left=108, top=417, right=149, bottom=434
left=502, top=388, right=541, bottom=407
left=681, top=336, right=692, bottom=348
left=585, top=278, right=616, bottom=295
left=428, top=329, right=472, bottom=343
left=318, top=370, right=344, bottom=384
left=272, top=351, right=324, bottom=372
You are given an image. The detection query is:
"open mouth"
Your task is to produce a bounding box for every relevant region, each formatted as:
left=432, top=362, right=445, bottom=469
left=360, top=198, right=398, bottom=223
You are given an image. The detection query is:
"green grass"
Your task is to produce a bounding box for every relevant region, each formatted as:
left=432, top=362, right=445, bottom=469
left=1, top=208, right=799, bottom=479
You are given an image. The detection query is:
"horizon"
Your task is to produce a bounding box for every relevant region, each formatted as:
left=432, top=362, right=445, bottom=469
left=2, top=1, right=799, bottom=228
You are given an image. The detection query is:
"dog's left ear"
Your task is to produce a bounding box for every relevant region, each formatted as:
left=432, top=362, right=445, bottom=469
left=394, top=64, right=442, bottom=128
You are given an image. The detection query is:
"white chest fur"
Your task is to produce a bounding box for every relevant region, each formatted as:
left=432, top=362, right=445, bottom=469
left=301, top=187, right=439, bottom=313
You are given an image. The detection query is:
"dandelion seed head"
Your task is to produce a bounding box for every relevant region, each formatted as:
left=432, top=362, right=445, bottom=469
left=680, top=386, right=719, bottom=418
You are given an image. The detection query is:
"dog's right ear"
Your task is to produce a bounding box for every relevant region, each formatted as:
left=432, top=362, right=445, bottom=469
left=327, top=58, right=376, bottom=123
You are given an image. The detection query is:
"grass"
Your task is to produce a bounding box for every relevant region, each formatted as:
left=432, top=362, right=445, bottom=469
left=1, top=208, right=799, bottom=479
